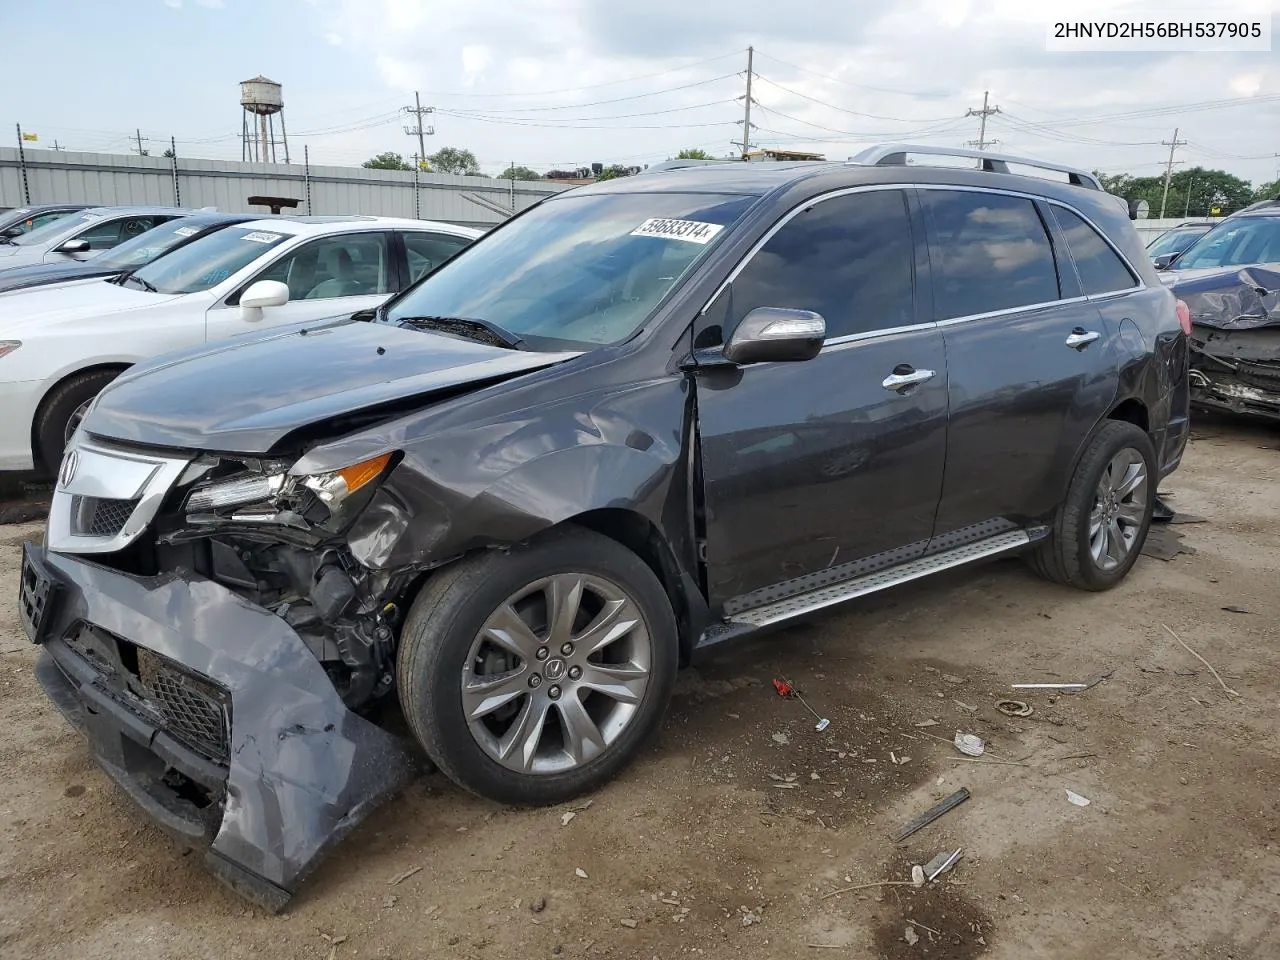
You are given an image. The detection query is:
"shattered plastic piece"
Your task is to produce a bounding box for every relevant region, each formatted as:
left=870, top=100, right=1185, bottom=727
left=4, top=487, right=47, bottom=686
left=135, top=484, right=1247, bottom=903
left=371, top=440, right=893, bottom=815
left=1065, top=789, right=1092, bottom=807
left=924, top=848, right=962, bottom=880
left=911, top=865, right=926, bottom=887
left=953, top=732, right=985, bottom=757
left=561, top=811, right=576, bottom=826
left=575, top=868, right=589, bottom=879
left=904, top=926, right=919, bottom=946
left=996, top=699, right=1034, bottom=718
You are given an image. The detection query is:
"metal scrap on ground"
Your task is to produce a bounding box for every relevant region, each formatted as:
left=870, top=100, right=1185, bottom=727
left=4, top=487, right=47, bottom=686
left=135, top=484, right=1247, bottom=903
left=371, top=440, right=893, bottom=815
left=890, top=788, right=971, bottom=842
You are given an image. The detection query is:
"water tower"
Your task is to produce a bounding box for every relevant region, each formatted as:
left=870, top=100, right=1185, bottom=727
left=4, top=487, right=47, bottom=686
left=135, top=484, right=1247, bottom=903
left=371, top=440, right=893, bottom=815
left=240, top=76, right=290, bottom=164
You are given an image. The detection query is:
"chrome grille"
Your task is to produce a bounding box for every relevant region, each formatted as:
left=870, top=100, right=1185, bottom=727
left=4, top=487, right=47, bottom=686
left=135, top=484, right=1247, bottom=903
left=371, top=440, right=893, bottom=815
left=138, top=650, right=231, bottom=764
left=71, top=496, right=140, bottom=537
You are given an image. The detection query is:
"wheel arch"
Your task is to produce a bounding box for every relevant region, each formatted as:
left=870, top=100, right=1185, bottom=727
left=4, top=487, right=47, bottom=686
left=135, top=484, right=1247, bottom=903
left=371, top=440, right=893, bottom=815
left=30, top=361, right=132, bottom=465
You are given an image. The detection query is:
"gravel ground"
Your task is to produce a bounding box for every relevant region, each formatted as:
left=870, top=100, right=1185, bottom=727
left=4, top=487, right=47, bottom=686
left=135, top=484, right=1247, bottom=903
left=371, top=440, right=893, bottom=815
left=1, top=414, right=1277, bottom=960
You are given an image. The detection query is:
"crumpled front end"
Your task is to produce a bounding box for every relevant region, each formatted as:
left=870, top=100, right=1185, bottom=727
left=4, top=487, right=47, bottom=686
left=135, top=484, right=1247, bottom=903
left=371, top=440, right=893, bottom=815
left=1179, top=265, right=1280, bottom=421
left=19, top=437, right=419, bottom=911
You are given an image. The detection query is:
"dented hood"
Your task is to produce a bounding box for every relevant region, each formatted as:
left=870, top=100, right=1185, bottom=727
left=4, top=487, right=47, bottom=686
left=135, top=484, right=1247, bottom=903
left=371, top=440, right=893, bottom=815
left=1168, top=263, right=1280, bottom=331
left=84, top=317, right=581, bottom=453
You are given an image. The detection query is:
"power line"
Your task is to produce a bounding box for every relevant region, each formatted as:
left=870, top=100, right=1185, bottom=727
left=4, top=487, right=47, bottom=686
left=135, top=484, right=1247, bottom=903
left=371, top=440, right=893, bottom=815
left=752, top=75, right=954, bottom=123
left=740, top=46, right=755, bottom=157
left=752, top=49, right=948, bottom=98
left=440, top=99, right=736, bottom=124
left=404, top=91, right=434, bottom=165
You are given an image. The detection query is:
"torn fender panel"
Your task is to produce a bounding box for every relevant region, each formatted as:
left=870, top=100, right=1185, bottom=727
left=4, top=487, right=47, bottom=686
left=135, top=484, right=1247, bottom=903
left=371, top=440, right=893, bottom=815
left=1173, top=265, right=1280, bottom=331
left=30, top=545, right=419, bottom=910
left=1188, top=325, right=1280, bottom=421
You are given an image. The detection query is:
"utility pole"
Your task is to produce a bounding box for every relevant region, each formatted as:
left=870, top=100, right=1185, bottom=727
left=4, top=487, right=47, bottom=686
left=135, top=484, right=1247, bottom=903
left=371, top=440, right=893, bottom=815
left=133, top=128, right=149, bottom=156
left=965, top=91, right=1000, bottom=151
left=404, top=92, right=434, bottom=169
left=1184, top=178, right=1194, bottom=218
left=739, top=46, right=755, bottom=159
left=52, top=140, right=63, bottom=151
left=1159, top=128, right=1187, bottom=220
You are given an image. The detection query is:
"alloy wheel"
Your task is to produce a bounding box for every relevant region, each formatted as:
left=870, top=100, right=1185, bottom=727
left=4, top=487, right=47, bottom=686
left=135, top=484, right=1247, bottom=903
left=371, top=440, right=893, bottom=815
left=1088, top=447, right=1148, bottom=572
left=461, top=573, right=653, bottom=775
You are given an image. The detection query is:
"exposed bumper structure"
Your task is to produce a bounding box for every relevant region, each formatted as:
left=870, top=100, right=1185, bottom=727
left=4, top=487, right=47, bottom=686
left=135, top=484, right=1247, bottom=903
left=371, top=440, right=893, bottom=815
left=1189, top=325, right=1280, bottom=423
left=18, top=542, right=419, bottom=912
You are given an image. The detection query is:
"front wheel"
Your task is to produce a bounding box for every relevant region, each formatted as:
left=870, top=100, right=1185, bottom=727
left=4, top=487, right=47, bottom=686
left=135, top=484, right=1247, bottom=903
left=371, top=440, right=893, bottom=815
left=1029, top=420, right=1157, bottom=591
left=396, top=526, right=678, bottom=805
left=34, top=369, right=122, bottom=476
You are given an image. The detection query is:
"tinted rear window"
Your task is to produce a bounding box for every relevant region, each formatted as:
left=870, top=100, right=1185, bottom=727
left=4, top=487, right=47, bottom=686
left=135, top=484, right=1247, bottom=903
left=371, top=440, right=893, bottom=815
left=922, top=190, right=1060, bottom=320
left=1053, top=207, right=1137, bottom=295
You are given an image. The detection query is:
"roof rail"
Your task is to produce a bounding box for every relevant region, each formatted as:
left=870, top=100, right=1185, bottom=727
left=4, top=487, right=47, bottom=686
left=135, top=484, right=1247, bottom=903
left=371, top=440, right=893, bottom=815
left=848, top=143, right=1102, bottom=191
left=641, top=158, right=740, bottom=174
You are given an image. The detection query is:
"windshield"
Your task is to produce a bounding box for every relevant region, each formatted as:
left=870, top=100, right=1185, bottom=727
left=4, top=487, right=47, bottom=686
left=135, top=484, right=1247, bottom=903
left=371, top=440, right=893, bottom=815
left=1147, top=227, right=1207, bottom=259
left=1175, top=217, right=1280, bottom=269
left=128, top=226, right=291, bottom=295
left=11, top=211, right=103, bottom=247
left=384, top=192, right=756, bottom=348
left=96, top=219, right=214, bottom=270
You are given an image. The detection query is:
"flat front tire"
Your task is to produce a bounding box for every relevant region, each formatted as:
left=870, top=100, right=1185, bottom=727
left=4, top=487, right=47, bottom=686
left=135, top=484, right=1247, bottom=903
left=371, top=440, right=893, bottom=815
left=1030, top=420, right=1157, bottom=591
left=396, top=526, right=678, bottom=806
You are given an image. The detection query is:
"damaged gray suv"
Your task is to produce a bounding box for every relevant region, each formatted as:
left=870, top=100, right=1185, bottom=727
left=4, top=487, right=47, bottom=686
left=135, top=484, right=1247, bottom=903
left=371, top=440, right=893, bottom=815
left=19, top=144, right=1189, bottom=910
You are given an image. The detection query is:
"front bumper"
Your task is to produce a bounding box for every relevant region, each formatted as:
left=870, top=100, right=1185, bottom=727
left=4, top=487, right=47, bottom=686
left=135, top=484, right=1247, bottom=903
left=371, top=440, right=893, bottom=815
left=0, top=378, right=40, bottom=471
left=19, top=542, right=419, bottom=912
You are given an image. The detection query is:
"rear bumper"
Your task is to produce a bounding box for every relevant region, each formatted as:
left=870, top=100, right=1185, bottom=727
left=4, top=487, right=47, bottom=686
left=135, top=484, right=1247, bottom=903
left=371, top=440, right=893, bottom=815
left=19, top=542, right=419, bottom=912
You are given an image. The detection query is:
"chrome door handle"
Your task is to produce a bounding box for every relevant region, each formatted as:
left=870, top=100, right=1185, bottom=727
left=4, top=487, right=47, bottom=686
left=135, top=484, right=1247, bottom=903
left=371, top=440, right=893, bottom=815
left=1065, top=329, right=1101, bottom=350
left=881, top=368, right=936, bottom=392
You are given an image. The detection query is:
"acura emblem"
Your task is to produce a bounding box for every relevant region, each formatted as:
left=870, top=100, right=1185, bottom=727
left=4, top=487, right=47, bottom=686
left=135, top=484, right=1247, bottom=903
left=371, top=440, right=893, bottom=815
left=59, top=449, right=79, bottom=488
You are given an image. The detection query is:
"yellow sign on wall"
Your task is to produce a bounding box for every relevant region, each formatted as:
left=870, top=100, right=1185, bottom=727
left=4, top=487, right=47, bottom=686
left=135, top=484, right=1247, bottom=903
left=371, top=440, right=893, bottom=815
left=20, top=132, right=37, bottom=142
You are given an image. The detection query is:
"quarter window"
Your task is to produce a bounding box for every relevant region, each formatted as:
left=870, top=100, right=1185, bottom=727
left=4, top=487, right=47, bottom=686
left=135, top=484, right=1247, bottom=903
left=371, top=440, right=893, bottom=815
left=1052, top=207, right=1137, bottom=295
left=726, top=189, right=916, bottom=340
left=922, top=191, right=1060, bottom=320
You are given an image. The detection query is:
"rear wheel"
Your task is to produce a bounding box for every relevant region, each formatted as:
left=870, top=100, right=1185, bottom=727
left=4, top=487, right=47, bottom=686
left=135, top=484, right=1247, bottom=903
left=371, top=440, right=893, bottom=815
left=34, top=369, right=122, bottom=476
left=396, top=526, right=678, bottom=805
left=1029, top=420, right=1156, bottom=591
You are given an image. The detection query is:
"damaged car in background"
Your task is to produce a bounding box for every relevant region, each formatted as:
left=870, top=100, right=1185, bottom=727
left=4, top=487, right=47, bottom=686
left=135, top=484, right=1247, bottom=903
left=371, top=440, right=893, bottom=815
left=19, top=145, right=1188, bottom=911
left=1159, top=199, right=1280, bottom=421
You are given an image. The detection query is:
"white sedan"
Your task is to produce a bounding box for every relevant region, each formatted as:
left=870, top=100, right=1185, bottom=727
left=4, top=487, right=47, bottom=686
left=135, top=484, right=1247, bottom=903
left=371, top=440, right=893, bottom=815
left=0, top=215, right=480, bottom=473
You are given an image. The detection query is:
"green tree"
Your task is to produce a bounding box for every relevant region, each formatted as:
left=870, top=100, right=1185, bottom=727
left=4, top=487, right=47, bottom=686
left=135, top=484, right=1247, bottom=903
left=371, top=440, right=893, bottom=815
left=676, top=148, right=712, bottom=160
left=428, top=146, right=481, bottom=176
left=1101, top=166, right=1254, bottom=218
left=1252, top=178, right=1280, bottom=203
left=362, top=152, right=412, bottom=171
left=496, top=165, right=542, bottom=181
left=162, top=147, right=176, bottom=159
left=594, top=164, right=634, bottom=182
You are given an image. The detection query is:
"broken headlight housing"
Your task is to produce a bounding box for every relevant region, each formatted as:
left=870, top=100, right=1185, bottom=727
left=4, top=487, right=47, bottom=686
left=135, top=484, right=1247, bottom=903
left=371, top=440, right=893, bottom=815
left=184, top=452, right=395, bottom=530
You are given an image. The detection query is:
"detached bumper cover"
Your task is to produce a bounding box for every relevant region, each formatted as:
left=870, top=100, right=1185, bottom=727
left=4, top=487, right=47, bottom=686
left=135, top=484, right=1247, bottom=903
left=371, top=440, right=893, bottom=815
left=20, top=543, right=418, bottom=911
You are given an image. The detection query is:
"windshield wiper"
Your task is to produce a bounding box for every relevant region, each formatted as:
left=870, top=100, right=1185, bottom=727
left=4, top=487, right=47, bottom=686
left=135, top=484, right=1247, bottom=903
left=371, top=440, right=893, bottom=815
left=121, top=273, right=158, bottom=293
left=394, top=315, right=525, bottom=350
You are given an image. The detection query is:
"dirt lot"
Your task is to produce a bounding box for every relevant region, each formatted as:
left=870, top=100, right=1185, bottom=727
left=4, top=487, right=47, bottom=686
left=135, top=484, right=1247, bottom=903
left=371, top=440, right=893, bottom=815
left=1, top=414, right=1277, bottom=960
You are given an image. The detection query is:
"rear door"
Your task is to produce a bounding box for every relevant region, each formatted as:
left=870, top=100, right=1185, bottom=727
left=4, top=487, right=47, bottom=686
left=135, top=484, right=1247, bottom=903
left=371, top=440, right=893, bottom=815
left=923, top=188, right=1120, bottom=539
left=695, top=187, right=948, bottom=608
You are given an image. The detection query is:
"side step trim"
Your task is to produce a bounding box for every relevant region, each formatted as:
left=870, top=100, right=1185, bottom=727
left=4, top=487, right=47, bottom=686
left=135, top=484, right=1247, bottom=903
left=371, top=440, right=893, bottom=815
left=728, top=529, right=1032, bottom=629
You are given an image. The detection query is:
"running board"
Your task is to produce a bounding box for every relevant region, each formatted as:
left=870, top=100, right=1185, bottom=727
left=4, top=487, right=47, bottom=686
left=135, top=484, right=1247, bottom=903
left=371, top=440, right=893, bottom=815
left=728, top=529, right=1032, bottom=629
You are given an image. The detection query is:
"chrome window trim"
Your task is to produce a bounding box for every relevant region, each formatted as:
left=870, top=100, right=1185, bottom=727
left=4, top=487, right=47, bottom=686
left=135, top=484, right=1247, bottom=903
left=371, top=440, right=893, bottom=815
left=821, top=322, right=937, bottom=352
left=699, top=182, right=1146, bottom=338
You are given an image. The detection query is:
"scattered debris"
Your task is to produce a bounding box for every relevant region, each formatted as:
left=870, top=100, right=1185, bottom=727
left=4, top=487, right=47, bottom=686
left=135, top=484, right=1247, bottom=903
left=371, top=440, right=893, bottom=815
left=953, top=699, right=978, bottom=712
left=996, top=699, right=1034, bottom=717
left=953, top=732, right=985, bottom=757
left=890, top=788, right=971, bottom=842
left=911, top=865, right=926, bottom=887
left=1221, top=605, right=1253, bottom=614
left=806, top=944, right=844, bottom=950
left=1163, top=623, right=1240, bottom=697
left=740, top=907, right=762, bottom=927
left=619, top=919, right=637, bottom=929
left=387, top=866, right=423, bottom=886
left=947, top=757, right=1029, bottom=767
left=820, top=880, right=917, bottom=899
left=1012, top=682, right=1086, bottom=690
left=382, top=895, right=398, bottom=908
left=561, top=811, right=576, bottom=826
left=773, top=782, right=799, bottom=789
left=942, top=674, right=966, bottom=685
left=575, top=868, right=589, bottom=879
left=904, top=926, right=920, bottom=946
left=772, top=732, right=790, bottom=745
left=530, top=897, right=547, bottom=913
left=924, top=849, right=963, bottom=881
left=320, top=934, right=349, bottom=946
left=1142, top=524, right=1194, bottom=561
left=1065, top=789, right=1092, bottom=807
left=772, top=678, right=830, bottom=731
left=913, top=719, right=939, bottom=728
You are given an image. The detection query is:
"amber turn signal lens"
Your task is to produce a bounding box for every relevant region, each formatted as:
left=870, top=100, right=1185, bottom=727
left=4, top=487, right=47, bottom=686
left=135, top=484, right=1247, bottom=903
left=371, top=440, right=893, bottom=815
left=336, top=452, right=393, bottom=494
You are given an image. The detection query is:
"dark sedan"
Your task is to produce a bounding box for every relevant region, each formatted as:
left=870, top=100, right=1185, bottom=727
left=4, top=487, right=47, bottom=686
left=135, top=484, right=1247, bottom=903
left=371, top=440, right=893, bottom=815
left=0, top=212, right=257, bottom=294
left=0, top=203, right=89, bottom=239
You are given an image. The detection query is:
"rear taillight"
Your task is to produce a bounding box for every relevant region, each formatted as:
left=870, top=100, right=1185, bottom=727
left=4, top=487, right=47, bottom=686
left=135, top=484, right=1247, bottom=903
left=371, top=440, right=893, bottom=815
left=1175, top=299, right=1192, bottom=336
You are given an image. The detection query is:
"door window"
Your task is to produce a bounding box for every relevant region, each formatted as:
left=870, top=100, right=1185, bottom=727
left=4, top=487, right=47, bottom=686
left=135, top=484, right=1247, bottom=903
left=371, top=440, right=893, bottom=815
left=76, top=215, right=166, bottom=250
left=29, top=210, right=74, bottom=231
left=724, top=189, right=916, bottom=340
left=256, top=232, right=391, bottom=300
left=403, top=231, right=472, bottom=284
left=1052, top=207, right=1137, bottom=295
left=922, top=190, right=1060, bottom=320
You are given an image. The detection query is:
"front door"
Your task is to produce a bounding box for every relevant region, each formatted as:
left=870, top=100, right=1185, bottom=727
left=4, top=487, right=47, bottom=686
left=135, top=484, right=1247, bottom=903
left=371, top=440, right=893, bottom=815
left=921, top=188, right=1122, bottom=537
left=205, top=230, right=394, bottom=341
left=694, top=188, right=948, bottom=609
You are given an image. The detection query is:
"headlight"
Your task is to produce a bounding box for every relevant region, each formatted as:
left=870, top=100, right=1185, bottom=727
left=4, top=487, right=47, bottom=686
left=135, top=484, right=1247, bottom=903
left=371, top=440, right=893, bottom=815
left=0, top=341, right=21, bottom=359
left=296, top=452, right=394, bottom=508
left=187, top=473, right=285, bottom=512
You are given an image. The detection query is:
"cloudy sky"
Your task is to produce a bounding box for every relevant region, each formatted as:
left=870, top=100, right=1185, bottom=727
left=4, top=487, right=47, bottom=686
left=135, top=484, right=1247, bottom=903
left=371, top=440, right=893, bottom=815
left=5, top=0, right=1279, bottom=186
